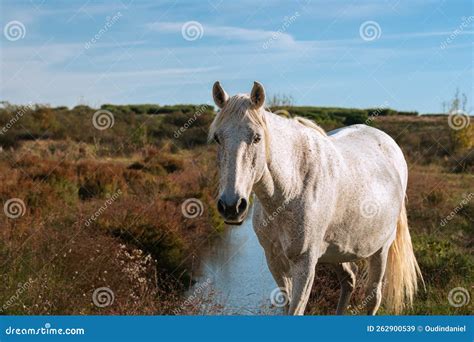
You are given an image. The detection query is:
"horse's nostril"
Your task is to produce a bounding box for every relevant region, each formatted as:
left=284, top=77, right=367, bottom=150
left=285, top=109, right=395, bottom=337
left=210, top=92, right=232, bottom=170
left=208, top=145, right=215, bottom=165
left=237, top=198, right=248, bottom=213
left=217, top=199, right=226, bottom=215
left=218, top=196, right=247, bottom=218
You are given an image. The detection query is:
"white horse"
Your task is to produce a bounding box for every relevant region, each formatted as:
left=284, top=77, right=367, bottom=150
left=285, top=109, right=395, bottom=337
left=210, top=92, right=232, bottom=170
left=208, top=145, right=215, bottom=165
left=209, top=81, right=423, bottom=315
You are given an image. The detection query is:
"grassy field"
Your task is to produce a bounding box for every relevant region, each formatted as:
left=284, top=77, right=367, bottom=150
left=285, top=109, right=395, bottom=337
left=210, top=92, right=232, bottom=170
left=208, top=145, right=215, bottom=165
left=0, top=103, right=471, bottom=315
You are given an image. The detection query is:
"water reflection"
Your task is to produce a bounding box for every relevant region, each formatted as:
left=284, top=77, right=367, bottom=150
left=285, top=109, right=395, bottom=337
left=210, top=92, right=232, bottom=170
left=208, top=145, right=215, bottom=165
left=188, top=210, right=280, bottom=315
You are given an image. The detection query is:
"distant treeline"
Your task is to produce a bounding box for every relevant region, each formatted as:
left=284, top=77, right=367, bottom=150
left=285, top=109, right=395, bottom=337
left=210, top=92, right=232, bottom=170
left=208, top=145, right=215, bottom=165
left=269, top=106, right=418, bottom=128
left=98, top=103, right=418, bottom=128
left=97, top=104, right=418, bottom=124
left=97, top=103, right=417, bottom=114
left=100, top=103, right=214, bottom=116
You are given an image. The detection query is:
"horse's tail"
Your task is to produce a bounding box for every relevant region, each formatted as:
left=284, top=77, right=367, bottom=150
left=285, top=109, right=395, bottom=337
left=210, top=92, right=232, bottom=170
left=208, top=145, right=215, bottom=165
left=383, top=201, right=424, bottom=314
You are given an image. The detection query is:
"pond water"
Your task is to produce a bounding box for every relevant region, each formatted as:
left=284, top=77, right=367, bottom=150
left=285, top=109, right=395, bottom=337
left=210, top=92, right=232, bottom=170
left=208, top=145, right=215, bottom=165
left=187, top=210, right=282, bottom=315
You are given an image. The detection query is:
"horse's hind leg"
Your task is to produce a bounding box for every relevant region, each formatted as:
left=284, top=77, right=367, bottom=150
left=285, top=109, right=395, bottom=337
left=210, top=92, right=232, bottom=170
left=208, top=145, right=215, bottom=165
left=332, top=262, right=357, bottom=315
left=365, top=245, right=390, bottom=315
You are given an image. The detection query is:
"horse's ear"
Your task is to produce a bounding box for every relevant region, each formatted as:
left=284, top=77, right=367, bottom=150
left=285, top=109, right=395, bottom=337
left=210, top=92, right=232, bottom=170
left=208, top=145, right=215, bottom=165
left=212, top=81, right=229, bottom=109
left=250, top=81, right=265, bottom=109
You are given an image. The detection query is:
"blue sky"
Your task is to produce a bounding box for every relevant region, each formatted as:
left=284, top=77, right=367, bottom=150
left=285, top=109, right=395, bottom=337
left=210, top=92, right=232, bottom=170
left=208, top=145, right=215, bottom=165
left=1, top=0, right=472, bottom=113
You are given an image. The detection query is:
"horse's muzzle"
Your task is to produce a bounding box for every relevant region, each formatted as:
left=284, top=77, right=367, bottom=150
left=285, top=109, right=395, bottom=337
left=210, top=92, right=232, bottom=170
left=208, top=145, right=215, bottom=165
left=217, top=196, right=248, bottom=225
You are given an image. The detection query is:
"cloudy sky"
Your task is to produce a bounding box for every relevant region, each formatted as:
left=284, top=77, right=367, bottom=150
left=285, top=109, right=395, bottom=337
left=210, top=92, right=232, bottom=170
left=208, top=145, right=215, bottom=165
left=1, top=0, right=472, bottom=113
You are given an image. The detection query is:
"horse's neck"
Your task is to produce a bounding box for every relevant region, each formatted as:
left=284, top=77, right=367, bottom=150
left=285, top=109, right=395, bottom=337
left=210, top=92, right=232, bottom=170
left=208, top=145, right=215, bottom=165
left=254, top=111, right=323, bottom=210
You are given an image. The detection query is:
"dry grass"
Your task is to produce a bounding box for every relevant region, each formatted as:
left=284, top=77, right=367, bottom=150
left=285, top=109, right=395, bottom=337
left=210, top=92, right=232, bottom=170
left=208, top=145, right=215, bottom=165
left=0, top=139, right=222, bottom=314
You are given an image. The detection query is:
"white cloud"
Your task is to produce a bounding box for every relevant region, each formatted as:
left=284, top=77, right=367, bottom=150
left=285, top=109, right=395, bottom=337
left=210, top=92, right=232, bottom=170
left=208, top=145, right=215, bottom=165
left=147, top=21, right=296, bottom=46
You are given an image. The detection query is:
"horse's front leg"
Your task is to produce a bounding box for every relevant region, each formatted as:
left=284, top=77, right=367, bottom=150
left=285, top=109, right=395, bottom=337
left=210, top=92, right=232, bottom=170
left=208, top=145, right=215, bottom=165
left=288, top=250, right=318, bottom=315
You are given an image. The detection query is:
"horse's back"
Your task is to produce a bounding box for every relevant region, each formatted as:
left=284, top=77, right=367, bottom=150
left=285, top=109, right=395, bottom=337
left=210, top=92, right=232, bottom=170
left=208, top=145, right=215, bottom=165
left=328, top=124, right=407, bottom=188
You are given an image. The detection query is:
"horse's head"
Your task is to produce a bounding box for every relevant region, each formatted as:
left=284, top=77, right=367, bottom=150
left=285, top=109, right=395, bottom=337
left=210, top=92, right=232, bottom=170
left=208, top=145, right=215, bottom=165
left=209, top=81, right=268, bottom=225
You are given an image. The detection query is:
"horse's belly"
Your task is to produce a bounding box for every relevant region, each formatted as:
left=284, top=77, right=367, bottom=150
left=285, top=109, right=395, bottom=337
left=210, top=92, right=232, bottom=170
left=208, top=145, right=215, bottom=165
left=319, top=216, right=398, bottom=263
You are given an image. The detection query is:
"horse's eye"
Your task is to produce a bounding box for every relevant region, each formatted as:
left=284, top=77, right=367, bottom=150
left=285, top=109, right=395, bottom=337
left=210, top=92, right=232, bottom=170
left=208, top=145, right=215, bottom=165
left=253, top=133, right=261, bottom=144
left=214, top=134, right=220, bottom=144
